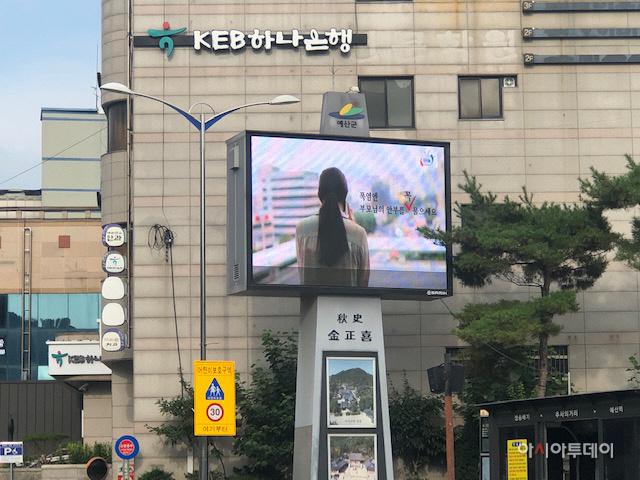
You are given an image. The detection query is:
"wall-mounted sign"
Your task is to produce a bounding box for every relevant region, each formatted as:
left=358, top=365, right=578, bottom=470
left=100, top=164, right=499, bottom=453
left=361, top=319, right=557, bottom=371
left=507, top=439, right=528, bottom=480
left=102, top=277, right=126, bottom=300
left=134, top=24, right=367, bottom=58
left=0, top=336, right=5, bottom=356
left=102, top=224, right=126, bottom=247
left=102, top=329, right=126, bottom=352
left=103, top=252, right=126, bottom=274
left=47, top=341, right=112, bottom=376
left=320, top=92, right=370, bottom=137
left=102, top=303, right=126, bottom=326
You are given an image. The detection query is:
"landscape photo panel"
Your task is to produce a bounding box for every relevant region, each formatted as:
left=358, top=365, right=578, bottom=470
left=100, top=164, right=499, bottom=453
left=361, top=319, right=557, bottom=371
left=327, top=357, right=376, bottom=428
left=328, top=434, right=377, bottom=480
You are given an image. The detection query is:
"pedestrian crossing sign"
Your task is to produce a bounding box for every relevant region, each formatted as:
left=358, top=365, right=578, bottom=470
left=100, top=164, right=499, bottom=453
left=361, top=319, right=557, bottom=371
left=206, top=378, right=224, bottom=400
left=194, top=360, right=236, bottom=436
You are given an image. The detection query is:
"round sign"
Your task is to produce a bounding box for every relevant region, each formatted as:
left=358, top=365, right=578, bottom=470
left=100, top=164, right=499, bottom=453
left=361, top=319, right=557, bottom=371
left=102, top=303, right=126, bottom=326
left=102, top=329, right=126, bottom=352
left=102, top=252, right=126, bottom=274
left=102, top=277, right=126, bottom=300
left=102, top=224, right=126, bottom=247
left=206, top=403, right=224, bottom=422
left=115, top=435, right=139, bottom=460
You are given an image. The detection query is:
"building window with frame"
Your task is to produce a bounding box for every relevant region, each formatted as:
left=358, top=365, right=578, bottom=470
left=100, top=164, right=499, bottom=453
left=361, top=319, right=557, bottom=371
left=106, top=100, right=127, bottom=152
left=359, top=77, right=414, bottom=129
left=458, top=76, right=503, bottom=120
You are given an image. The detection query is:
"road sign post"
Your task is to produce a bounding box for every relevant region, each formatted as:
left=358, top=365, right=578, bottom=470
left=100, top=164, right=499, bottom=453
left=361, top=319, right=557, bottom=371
left=194, top=361, right=236, bottom=436
left=1, top=441, right=22, bottom=480
left=115, top=435, right=139, bottom=480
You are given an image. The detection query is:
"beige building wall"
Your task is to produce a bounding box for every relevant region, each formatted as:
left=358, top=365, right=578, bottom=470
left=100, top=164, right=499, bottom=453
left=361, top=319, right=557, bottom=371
left=0, top=218, right=106, bottom=294
left=100, top=0, right=640, bottom=473
left=41, top=109, right=106, bottom=208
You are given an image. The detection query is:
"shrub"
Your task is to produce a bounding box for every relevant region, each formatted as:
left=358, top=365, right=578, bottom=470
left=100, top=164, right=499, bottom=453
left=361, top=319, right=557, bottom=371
left=139, top=467, right=174, bottom=480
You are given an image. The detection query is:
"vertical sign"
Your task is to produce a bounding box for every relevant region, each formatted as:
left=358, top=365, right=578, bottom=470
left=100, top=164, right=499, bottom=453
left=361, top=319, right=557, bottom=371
left=194, top=361, right=236, bottom=436
left=506, top=439, right=528, bottom=480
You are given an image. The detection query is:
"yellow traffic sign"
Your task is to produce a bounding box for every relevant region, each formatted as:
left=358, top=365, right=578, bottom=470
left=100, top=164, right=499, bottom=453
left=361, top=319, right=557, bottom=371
left=194, top=361, right=236, bottom=436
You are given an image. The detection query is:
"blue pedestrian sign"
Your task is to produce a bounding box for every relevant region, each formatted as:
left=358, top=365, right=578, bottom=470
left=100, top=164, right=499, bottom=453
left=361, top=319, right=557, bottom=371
left=0, top=442, right=23, bottom=464
left=206, top=378, right=224, bottom=400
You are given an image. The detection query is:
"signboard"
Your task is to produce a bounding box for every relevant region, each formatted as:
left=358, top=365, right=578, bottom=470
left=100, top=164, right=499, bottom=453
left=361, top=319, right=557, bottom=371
left=0, top=442, right=23, bottom=464
left=194, top=361, right=236, bottom=436
left=47, top=341, right=112, bottom=376
left=506, top=439, right=528, bottom=480
left=102, top=224, right=126, bottom=247
left=102, top=329, right=126, bottom=352
left=103, top=252, right=126, bottom=274
left=102, top=303, right=126, bottom=326
left=320, top=92, right=370, bottom=137
left=117, top=460, right=134, bottom=480
left=115, top=436, right=139, bottom=460
left=102, top=277, right=126, bottom=300
left=134, top=26, right=367, bottom=58
left=0, top=335, right=5, bottom=356
left=226, top=131, right=452, bottom=300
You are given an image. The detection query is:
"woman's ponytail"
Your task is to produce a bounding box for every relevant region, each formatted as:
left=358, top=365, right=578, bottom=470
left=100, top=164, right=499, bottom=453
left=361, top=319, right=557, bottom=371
left=317, top=168, right=349, bottom=266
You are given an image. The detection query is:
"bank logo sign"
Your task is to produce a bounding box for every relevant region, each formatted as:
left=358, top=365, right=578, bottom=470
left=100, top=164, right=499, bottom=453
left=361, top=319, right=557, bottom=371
left=141, top=23, right=367, bottom=57
left=148, top=22, right=187, bottom=57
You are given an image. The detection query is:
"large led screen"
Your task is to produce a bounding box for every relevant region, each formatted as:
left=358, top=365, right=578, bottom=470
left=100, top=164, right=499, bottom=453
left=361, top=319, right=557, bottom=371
left=243, top=132, right=451, bottom=298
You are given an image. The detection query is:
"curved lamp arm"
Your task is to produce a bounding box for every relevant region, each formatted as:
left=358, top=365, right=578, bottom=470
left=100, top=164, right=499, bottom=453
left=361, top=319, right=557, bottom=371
left=100, top=82, right=300, bottom=131
left=101, top=82, right=201, bottom=129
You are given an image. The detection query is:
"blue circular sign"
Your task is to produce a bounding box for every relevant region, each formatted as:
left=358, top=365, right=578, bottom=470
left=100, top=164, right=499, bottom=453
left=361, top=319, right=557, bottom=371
left=115, top=435, right=139, bottom=460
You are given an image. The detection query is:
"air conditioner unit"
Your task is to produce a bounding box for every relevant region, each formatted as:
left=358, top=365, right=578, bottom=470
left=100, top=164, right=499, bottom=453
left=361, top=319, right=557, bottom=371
left=503, top=76, right=517, bottom=88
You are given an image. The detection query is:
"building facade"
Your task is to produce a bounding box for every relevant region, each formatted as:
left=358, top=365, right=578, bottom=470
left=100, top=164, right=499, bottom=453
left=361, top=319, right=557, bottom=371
left=100, top=0, right=640, bottom=475
left=0, top=108, right=110, bottom=446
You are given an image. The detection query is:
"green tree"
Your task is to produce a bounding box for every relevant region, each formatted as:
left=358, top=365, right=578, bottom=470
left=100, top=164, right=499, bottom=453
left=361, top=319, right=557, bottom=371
left=146, top=379, right=226, bottom=478
left=234, top=331, right=297, bottom=479
left=388, top=378, right=446, bottom=478
left=580, top=154, right=640, bottom=268
left=420, top=172, right=616, bottom=397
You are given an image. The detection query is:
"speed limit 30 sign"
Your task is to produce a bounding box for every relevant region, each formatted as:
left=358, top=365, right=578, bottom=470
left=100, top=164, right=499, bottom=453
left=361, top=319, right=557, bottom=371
left=194, top=361, right=236, bottom=436
left=207, top=403, right=224, bottom=422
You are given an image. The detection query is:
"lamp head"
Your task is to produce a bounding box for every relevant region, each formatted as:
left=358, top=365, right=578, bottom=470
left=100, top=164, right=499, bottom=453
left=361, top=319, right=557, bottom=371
left=269, top=95, right=300, bottom=105
left=100, top=82, right=134, bottom=95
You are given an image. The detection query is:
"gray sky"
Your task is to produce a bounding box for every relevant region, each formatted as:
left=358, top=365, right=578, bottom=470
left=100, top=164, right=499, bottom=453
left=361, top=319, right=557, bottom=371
left=0, top=2, right=101, bottom=189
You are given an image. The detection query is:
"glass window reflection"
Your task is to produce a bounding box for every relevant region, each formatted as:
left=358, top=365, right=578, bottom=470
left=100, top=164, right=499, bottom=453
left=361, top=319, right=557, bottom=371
left=0, top=293, right=100, bottom=380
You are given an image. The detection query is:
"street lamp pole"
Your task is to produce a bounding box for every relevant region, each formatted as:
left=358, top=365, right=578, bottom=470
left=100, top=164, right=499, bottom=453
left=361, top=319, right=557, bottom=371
left=100, top=83, right=299, bottom=480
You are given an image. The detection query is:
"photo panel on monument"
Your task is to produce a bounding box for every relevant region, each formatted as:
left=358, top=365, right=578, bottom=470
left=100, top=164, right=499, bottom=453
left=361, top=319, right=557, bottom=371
left=326, top=356, right=377, bottom=429
left=328, top=433, right=377, bottom=479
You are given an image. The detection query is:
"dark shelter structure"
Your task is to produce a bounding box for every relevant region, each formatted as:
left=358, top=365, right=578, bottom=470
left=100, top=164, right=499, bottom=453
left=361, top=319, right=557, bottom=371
left=482, top=389, right=640, bottom=479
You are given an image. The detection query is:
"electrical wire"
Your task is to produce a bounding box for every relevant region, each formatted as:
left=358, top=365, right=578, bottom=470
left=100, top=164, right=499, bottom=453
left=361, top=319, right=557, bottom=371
left=148, top=224, right=186, bottom=396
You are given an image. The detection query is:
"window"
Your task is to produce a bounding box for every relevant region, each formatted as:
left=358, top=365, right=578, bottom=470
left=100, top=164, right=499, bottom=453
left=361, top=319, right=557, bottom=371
left=0, top=293, right=101, bottom=380
left=106, top=100, right=127, bottom=152
left=359, top=77, right=414, bottom=128
left=458, top=76, right=503, bottom=120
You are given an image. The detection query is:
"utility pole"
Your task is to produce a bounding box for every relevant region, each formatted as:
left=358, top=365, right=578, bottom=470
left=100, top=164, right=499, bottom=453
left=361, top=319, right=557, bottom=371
left=444, top=352, right=455, bottom=480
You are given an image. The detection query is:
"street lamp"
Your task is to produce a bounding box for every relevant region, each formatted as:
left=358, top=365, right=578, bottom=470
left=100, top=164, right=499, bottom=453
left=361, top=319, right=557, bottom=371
left=100, top=82, right=300, bottom=480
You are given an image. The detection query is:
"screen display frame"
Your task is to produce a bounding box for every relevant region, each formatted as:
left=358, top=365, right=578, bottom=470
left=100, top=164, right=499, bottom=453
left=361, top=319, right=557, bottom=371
left=239, top=130, right=452, bottom=300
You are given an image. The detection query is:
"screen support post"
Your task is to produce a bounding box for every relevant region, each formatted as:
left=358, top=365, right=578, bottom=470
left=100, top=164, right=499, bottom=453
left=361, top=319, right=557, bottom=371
left=293, top=295, right=394, bottom=480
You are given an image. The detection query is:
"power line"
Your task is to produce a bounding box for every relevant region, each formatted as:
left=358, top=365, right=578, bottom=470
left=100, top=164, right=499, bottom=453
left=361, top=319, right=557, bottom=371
left=0, top=126, right=106, bottom=187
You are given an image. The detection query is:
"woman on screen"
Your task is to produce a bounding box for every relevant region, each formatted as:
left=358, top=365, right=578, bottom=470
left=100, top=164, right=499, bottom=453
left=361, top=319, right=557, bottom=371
left=296, top=167, right=370, bottom=287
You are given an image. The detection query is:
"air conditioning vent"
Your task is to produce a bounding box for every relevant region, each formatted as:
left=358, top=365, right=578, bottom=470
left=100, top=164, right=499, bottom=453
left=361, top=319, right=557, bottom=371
left=233, top=263, right=240, bottom=281
left=503, top=76, right=517, bottom=88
